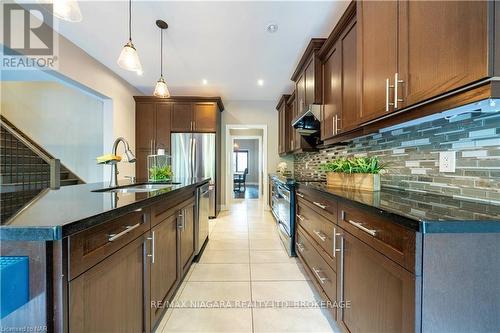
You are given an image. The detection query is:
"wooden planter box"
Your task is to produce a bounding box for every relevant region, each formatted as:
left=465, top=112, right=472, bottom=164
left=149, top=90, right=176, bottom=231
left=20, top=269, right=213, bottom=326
left=326, top=173, right=381, bottom=191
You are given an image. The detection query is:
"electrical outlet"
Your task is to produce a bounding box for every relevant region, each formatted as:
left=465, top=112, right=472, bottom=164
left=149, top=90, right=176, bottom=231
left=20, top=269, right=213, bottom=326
left=439, top=151, right=456, bottom=173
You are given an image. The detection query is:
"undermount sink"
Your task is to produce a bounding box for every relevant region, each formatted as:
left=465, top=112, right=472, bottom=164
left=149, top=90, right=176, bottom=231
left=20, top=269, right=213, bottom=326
left=93, top=182, right=181, bottom=193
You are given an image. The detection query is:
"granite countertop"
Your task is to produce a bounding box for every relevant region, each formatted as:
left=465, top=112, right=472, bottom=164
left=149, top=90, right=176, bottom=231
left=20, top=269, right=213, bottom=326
left=0, top=178, right=210, bottom=241
left=297, top=182, right=500, bottom=233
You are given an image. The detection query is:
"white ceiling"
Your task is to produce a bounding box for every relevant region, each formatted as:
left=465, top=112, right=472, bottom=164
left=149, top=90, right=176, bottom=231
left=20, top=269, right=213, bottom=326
left=56, top=1, right=349, bottom=101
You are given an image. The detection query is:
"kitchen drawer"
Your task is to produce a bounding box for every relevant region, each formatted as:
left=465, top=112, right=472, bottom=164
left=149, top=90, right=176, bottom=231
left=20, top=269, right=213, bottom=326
left=338, top=201, right=416, bottom=272
left=69, top=208, right=150, bottom=280
left=297, top=198, right=337, bottom=269
left=296, top=226, right=336, bottom=303
left=151, top=188, right=195, bottom=227
left=296, top=186, right=337, bottom=222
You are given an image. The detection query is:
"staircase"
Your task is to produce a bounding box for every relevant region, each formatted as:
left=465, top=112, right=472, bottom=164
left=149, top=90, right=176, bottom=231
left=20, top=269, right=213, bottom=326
left=0, top=115, right=84, bottom=221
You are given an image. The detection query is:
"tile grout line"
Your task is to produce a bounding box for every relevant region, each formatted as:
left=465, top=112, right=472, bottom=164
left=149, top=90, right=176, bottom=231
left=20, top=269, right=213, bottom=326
left=247, top=201, right=255, bottom=333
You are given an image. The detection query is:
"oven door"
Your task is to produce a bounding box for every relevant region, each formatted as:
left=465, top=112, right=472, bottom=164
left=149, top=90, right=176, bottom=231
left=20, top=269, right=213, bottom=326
left=276, top=184, right=291, bottom=236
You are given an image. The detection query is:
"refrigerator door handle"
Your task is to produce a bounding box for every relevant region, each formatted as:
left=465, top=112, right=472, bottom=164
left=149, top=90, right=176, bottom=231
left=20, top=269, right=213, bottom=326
left=190, top=137, right=194, bottom=179
left=192, top=138, right=197, bottom=179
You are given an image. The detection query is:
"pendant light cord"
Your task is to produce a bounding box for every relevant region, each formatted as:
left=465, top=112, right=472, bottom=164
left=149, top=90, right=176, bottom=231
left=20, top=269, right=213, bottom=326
left=128, top=0, right=132, bottom=41
left=160, top=28, right=163, bottom=77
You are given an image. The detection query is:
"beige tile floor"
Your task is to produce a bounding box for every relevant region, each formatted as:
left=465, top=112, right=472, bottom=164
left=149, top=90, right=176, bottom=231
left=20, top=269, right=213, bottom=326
left=155, top=199, right=340, bottom=333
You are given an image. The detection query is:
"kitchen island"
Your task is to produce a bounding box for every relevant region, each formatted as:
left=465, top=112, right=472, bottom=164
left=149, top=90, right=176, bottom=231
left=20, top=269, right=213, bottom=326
left=293, top=182, right=500, bottom=333
left=0, top=178, right=209, bottom=333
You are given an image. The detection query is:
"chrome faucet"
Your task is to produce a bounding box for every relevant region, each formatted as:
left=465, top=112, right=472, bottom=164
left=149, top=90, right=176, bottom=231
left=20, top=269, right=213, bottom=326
left=110, top=137, right=136, bottom=187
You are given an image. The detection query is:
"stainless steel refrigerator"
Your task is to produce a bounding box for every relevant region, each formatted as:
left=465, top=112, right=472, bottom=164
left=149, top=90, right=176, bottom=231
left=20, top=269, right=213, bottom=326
left=171, top=133, right=216, bottom=217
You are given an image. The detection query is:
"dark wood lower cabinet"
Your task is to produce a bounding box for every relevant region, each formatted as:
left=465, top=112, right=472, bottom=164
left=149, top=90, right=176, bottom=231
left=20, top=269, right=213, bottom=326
left=69, top=233, right=150, bottom=333
left=179, top=199, right=195, bottom=275
left=337, top=230, right=417, bottom=333
left=150, top=213, right=179, bottom=328
left=68, top=193, right=200, bottom=333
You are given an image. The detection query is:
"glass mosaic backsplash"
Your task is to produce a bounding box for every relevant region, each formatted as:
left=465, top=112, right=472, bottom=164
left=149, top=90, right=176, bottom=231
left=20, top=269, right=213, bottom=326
left=294, top=112, right=500, bottom=204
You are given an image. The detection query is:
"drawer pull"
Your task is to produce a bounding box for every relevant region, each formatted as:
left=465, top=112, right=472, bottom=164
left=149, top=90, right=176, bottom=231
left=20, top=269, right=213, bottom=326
left=295, top=242, right=304, bottom=252
left=147, top=231, right=155, bottom=264
left=313, top=230, right=327, bottom=242
left=296, top=214, right=305, bottom=222
left=312, top=267, right=328, bottom=284
left=348, top=219, right=377, bottom=236
left=108, top=222, right=141, bottom=242
left=333, top=227, right=341, bottom=258
left=296, top=192, right=304, bottom=198
left=313, top=201, right=327, bottom=210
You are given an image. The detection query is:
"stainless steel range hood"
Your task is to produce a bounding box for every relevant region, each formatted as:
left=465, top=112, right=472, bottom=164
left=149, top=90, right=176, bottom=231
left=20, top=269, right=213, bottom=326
left=292, top=104, right=321, bottom=135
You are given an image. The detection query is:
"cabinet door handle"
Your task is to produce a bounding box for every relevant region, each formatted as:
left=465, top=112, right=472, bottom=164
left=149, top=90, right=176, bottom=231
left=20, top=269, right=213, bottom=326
left=295, top=242, right=304, bottom=253
left=313, top=201, right=327, bottom=210
left=333, top=227, right=341, bottom=258
left=147, top=231, right=155, bottom=264
left=394, top=73, right=404, bottom=109
left=177, top=211, right=184, bottom=229
left=296, top=214, right=304, bottom=222
left=339, top=235, right=345, bottom=320
left=296, top=192, right=304, bottom=198
left=312, top=267, right=328, bottom=284
left=385, top=78, right=394, bottom=112
left=108, top=222, right=141, bottom=242
left=347, top=219, right=377, bottom=236
left=313, top=230, right=327, bottom=242
left=332, top=114, right=336, bottom=135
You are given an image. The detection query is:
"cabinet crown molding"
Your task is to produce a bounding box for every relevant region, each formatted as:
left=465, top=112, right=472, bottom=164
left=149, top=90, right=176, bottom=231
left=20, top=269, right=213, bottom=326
left=133, top=95, right=225, bottom=112
left=276, top=94, right=291, bottom=111
left=290, top=38, right=326, bottom=81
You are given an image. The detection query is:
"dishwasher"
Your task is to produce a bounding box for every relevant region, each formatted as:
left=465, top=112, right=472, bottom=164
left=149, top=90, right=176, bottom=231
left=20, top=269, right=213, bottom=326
left=194, top=183, right=210, bottom=260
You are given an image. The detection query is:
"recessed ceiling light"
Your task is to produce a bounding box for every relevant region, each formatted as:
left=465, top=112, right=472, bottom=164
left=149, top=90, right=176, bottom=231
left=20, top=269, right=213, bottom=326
left=257, top=79, right=264, bottom=86
left=266, top=23, right=278, bottom=33
left=202, top=79, right=208, bottom=85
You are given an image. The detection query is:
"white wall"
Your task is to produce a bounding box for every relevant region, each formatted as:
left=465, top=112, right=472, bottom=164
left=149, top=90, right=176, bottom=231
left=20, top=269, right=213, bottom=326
left=221, top=100, right=292, bottom=206
left=54, top=34, right=141, bottom=181
left=2, top=24, right=142, bottom=182
left=1, top=81, right=104, bottom=183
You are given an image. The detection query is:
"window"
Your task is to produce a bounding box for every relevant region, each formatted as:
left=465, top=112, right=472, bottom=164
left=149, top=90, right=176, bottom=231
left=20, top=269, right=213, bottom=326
left=234, top=150, right=248, bottom=173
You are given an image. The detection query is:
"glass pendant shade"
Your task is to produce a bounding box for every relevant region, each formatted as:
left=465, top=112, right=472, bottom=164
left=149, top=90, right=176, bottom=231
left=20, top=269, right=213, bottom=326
left=52, top=0, right=83, bottom=22
left=117, top=41, right=142, bottom=72
left=153, top=77, right=170, bottom=98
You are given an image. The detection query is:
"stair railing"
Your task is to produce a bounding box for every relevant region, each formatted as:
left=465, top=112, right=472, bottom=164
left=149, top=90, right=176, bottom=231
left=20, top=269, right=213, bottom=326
left=0, top=118, right=60, bottom=189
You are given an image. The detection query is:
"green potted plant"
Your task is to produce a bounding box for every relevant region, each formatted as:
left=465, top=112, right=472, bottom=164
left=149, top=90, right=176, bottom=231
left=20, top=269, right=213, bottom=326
left=320, top=156, right=385, bottom=191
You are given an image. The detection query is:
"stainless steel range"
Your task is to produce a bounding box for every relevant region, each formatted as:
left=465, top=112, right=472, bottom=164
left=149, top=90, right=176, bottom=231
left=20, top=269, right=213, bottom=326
left=270, top=175, right=296, bottom=256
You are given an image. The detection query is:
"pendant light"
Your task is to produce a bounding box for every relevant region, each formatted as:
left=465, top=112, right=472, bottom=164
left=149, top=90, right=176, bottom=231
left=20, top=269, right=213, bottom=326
left=38, top=0, right=82, bottom=22
left=153, top=20, right=170, bottom=98
left=117, top=0, right=142, bottom=73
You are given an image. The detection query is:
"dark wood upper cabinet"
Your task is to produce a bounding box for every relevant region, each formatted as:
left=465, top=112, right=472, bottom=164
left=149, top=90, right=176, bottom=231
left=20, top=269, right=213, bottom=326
left=341, top=20, right=358, bottom=132
left=321, top=41, right=341, bottom=141
left=156, top=103, right=172, bottom=150
left=69, top=234, right=150, bottom=333
left=358, top=0, right=494, bottom=123
left=150, top=213, right=178, bottom=328
left=397, top=1, right=489, bottom=108
left=136, top=102, right=156, bottom=151
left=276, top=94, right=290, bottom=155
left=320, top=3, right=357, bottom=141
left=337, top=230, right=416, bottom=333
left=358, top=0, right=399, bottom=123
left=296, top=74, right=306, bottom=116
left=193, top=103, right=217, bottom=132
left=171, top=103, right=194, bottom=132
left=286, top=93, right=296, bottom=153
left=292, top=38, right=325, bottom=115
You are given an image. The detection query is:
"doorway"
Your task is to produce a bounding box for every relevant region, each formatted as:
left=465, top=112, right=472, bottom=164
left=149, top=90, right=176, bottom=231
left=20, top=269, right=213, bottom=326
left=225, top=125, right=267, bottom=206
left=233, top=138, right=260, bottom=199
